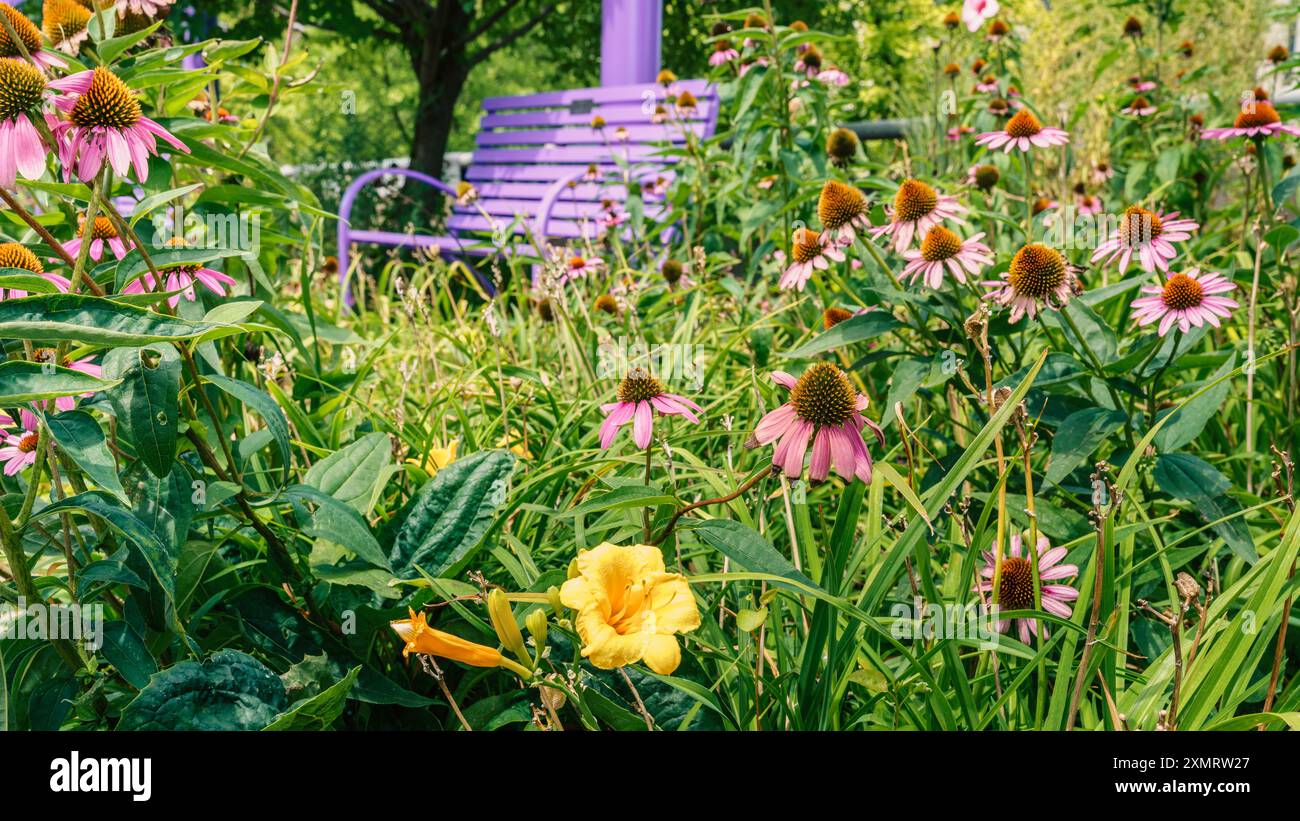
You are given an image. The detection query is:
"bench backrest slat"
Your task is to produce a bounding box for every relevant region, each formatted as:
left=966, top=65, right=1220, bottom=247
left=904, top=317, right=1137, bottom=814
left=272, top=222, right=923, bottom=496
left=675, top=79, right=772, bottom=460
left=453, top=79, right=716, bottom=237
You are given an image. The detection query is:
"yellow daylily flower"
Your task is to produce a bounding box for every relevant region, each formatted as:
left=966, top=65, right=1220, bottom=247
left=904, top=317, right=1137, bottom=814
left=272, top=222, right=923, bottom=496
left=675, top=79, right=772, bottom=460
left=496, top=432, right=532, bottom=460
left=390, top=608, right=531, bottom=678
left=407, top=439, right=458, bottom=474
left=559, top=542, right=700, bottom=675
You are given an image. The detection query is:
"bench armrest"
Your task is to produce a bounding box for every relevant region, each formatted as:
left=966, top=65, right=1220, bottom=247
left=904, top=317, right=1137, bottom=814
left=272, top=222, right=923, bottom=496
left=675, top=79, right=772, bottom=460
left=534, top=167, right=602, bottom=247
left=337, top=168, right=459, bottom=304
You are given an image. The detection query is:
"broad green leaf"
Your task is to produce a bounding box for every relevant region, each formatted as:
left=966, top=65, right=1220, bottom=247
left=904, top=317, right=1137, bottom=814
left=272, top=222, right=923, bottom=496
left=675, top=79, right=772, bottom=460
left=1044, top=407, right=1125, bottom=486
left=127, top=183, right=203, bottom=229
left=283, top=484, right=390, bottom=570
left=0, top=271, right=63, bottom=295
left=303, top=432, right=394, bottom=514
left=263, top=666, right=359, bottom=731
left=34, top=491, right=177, bottom=601
left=679, top=518, right=815, bottom=588
left=45, top=411, right=128, bottom=503
left=1153, top=352, right=1235, bottom=452
left=560, top=484, right=677, bottom=518
left=97, top=20, right=162, bottom=64
left=1044, top=300, right=1117, bottom=364
left=390, top=450, right=515, bottom=578
left=119, top=650, right=288, bottom=730
left=102, top=345, right=180, bottom=478
left=123, top=461, right=194, bottom=559
left=99, top=621, right=158, bottom=689
left=0, top=294, right=221, bottom=345
left=1153, top=453, right=1256, bottom=563
left=0, top=361, right=118, bottom=404
left=203, top=374, right=292, bottom=485
left=781, top=311, right=900, bottom=359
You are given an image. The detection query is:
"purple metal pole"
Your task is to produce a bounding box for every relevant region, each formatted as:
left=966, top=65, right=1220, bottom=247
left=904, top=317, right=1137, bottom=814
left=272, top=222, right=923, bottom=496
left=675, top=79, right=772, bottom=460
left=601, top=0, right=662, bottom=86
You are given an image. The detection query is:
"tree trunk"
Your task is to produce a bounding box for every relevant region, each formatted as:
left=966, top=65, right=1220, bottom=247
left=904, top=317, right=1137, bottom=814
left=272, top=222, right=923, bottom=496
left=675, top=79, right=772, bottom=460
left=405, top=2, right=472, bottom=216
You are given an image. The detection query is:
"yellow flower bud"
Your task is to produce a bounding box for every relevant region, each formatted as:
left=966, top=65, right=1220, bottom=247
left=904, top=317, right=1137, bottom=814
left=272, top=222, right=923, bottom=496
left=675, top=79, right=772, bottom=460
left=547, top=585, right=564, bottom=616
left=487, top=589, right=529, bottom=663
left=526, top=608, right=548, bottom=648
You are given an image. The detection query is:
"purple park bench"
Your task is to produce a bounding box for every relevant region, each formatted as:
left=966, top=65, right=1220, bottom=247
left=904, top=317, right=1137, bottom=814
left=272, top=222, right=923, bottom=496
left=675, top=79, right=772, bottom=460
left=336, top=78, right=718, bottom=299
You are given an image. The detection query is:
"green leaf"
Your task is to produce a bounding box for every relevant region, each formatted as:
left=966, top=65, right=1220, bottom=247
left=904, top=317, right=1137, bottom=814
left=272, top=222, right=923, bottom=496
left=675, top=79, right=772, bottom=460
left=1045, top=300, right=1117, bottom=364
left=283, top=484, right=390, bottom=571
left=119, top=650, right=288, bottom=730
left=101, top=345, right=180, bottom=478
left=0, top=294, right=221, bottom=345
left=97, top=20, right=161, bottom=63
left=0, top=270, right=64, bottom=295
left=1044, top=407, right=1126, bottom=486
left=679, top=518, right=816, bottom=588
left=1155, top=146, right=1181, bottom=185
left=123, top=462, right=194, bottom=559
left=127, top=183, right=203, bottom=229
left=303, top=432, right=394, bottom=514
left=1273, top=173, right=1300, bottom=208
left=390, top=450, right=515, bottom=578
left=1153, top=352, right=1235, bottom=452
left=781, top=311, right=900, bottom=359
left=0, top=361, right=118, bottom=404
left=880, top=358, right=928, bottom=430
left=202, top=374, right=292, bottom=485
left=99, top=621, right=157, bottom=689
left=32, top=491, right=178, bottom=601
left=559, top=484, right=677, bottom=518
left=45, top=411, right=128, bottom=503
left=86, top=7, right=116, bottom=42
left=1153, top=453, right=1256, bottom=563
left=262, top=666, right=359, bottom=731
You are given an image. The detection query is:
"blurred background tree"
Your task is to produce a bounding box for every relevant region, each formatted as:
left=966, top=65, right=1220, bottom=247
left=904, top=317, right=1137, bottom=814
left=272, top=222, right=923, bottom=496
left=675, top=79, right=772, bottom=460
left=209, top=0, right=919, bottom=195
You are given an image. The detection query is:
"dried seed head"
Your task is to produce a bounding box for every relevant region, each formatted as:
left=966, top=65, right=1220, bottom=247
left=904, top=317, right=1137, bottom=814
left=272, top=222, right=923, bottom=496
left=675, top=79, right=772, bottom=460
left=1175, top=572, right=1202, bottom=603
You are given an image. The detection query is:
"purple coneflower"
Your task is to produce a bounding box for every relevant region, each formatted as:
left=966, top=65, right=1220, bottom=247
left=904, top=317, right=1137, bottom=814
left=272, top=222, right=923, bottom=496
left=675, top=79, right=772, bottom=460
left=947, top=124, right=974, bottom=141
left=116, top=0, right=172, bottom=14
left=29, top=348, right=100, bottom=411
left=975, top=76, right=998, bottom=93
left=976, top=532, right=1078, bottom=644
left=900, top=226, right=992, bottom=289
left=660, top=258, right=694, bottom=289
left=560, top=254, right=603, bottom=283
left=1201, top=100, right=1300, bottom=140
left=816, top=179, right=871, bottom=246
left=49, top=67, right=190, bottom=183
left=709, top=40, right=739, bottom=66
left=123, top=263, right=236, bottom=307
left=0, top=7, right=57, bottom=71
left=816, top=66, right=850, bottom=86
left=962, top=0, right=999, bottom=32
left=747, top=364, right=883, bottom=484
left=1076, top=194, right=1103, bottom=216
left=62, top=214, right=128, bottom=262
left=1130, top=268, right=1237, bottom=336
left=0, top=58, right=49, bottom=188
left=0, top=242, right=69, bottom=298
left=1122, top=96, right=1156, bottom=117
left=983, top=243, right=1075, bottom=323
left=598, top=368, right=700, bottom=449
left=975, top=110, right=1070, bottom=153
left=1128, top=76, right=1157, bottom=92
left=1091, top=206, right=1198, bottom=273
left=869, top=178, right=966, bottom=252
left=781, top=227, right=844, bottom=291
left=0, top=409, right=39, bottom=475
